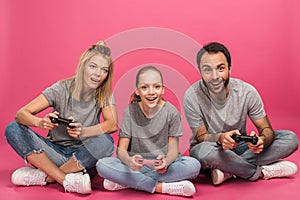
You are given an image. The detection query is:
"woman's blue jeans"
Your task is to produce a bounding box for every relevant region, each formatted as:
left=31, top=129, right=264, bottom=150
left=5, top=122, right=114, bottom=170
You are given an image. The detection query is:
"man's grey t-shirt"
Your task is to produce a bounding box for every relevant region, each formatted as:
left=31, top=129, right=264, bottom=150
left=184, top=78, right=266, bottom=146
left=42, top=78, right=114, bottom=147
left=119, top=101, right=182, bottom=159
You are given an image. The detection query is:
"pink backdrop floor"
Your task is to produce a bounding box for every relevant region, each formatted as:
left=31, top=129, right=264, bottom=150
left=1, top=116, right=299, bottom=200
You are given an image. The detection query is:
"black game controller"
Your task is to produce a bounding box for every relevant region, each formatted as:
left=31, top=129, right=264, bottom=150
left=231, top=134, right=258, bottom=145
left=50, top=116, right=75, bottom=128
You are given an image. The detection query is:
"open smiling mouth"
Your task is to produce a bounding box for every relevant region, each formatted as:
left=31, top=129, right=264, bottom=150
left=145, top=97, right=157, bottom=102
left=91, top=77, right=100, bottom=83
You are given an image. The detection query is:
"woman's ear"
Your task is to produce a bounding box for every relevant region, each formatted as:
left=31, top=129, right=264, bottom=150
left=135, top=88, right=140, bottom=96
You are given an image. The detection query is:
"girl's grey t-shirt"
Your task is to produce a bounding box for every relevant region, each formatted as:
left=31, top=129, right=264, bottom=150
left=119, top=101, right=182, bottom=159
left=184, top=78, right=266, bottom=146
left=42, top=78, right=114, bottom=147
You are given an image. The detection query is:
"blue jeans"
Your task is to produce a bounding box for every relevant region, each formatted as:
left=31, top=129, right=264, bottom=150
left=96, top=156, right=200, bottom=193
left=5, top=122, right=114, bottom=170
left=190, top=130, right=298, bottom=181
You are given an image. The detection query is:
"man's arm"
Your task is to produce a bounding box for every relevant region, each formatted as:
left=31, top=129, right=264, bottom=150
left=251, top=116, right=275, bottom=148
left=194, top=125, right=220, bottom=143
left=194, top=125, right=241, bottom=150
left=193, top=125, right=220, bottom=143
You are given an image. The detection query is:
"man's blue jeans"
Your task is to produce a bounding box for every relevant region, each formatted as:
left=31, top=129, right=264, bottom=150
left=190, top=130, right=298, bottom=181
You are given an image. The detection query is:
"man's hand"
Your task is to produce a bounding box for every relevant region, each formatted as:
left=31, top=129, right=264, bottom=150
left=248, top=131, right=264, bottom=154
left=218, top=130, right=240, bottom=150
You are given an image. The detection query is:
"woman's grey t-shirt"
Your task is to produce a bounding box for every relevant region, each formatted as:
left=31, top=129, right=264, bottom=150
left=42, top=78, right=114, bottom=147
left=119, top=101, right=182, bottom=159
left=184, top=78, right=266, bottom=147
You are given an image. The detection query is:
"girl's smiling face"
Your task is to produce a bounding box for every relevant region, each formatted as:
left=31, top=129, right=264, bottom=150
left=135, top=69, right=165, bottom=112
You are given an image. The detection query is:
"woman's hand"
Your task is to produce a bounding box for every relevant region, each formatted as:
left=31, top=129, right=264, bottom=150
left=38, top=111, right=59, bottom=130
left=67, top=117, right=82, bottom=139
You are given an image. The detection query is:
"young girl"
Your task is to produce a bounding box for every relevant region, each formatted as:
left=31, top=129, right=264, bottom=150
left=96, top=66, right=200, bottom=197
left=5, top=41, right=118, bottom=194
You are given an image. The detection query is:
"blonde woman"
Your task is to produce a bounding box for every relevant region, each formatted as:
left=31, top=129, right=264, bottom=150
left=5, top=41, right=118, bottom=194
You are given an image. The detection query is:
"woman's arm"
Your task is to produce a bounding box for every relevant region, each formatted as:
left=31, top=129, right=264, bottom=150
left=80, top=104, right=118, bottom=138
left=15, top=94, right=56, bottom=130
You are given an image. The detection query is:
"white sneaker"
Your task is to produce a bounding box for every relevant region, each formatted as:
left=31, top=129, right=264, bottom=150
left=103, top=179, right=128, bottom=191
left=162, top=180, right=196, bottom=197
left=63, top=173, right=91, bottom=194
left=211, top=168, right=233, bottom=185
left=11, top=166, right=47, bottom=186
left=262, top=160, right=298, bottom=180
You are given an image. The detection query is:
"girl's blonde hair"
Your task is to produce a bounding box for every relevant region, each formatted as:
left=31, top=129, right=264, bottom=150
left=67, top=41, right=114, bottom=107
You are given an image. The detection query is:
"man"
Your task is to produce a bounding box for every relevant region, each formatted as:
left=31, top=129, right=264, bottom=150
left=184, top=42, right=298, bottom=185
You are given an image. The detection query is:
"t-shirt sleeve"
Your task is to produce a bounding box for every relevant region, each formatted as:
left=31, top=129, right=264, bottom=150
left=119, top=107, right=131, bottom=138
left=168, top=105, right=183, bottom=137
left=183, top=87, right=205, bottom=129
left=246, top=85, right=266, bottom=120
left=103, top=95, right=116, bottom=107
left=42, top=81, right=64, bottom=107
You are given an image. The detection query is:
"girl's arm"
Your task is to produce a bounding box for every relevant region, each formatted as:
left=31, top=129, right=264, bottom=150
left=155, top=136, right=179, bottom=173
left=117, top=137, right=131, bottom=165
left=117, top=137, right=143, bottom=170
left=165, top=136, right=179, bottom=167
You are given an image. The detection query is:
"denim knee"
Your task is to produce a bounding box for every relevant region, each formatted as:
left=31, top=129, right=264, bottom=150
left=5, top=121, right=18, bottom=142
left=276, top=130, right=298, bottom=153
left=76, top=134, right=114, bottom=168
left=96, top=157, right=116, bottom=176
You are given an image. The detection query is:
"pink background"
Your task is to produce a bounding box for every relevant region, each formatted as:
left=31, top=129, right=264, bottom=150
left=1, top=0, right=299, bottom=149
left=1, top=1, right=300, bottom=199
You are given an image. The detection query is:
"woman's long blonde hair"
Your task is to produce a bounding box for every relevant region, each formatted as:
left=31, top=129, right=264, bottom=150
left=71, top=41, right=114, bottom=107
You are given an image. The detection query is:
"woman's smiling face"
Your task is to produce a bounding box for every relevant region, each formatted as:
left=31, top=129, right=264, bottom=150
left=83, top=54, right=109, bottom=91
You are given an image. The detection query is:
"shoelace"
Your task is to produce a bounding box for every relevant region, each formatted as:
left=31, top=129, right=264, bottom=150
left=264, top=166, right=284, bottom=178
left=64, top=176, right=81, bottom=193
left=167, top=183, right=185, bottom=195
left=23, top=170, right=45, bottom=186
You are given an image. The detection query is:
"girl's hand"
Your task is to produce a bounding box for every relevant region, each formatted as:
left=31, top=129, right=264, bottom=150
left=155, top=155, right=167, bottom=174
left=129, top=155, right=143, bottom=171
